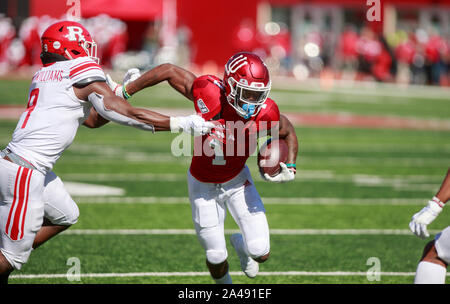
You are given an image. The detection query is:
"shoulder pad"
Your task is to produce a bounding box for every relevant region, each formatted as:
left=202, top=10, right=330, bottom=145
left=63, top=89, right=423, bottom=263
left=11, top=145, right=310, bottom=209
left=192, top=75, right=224, bottom=120
left=257, top=98, right=280, bottom=123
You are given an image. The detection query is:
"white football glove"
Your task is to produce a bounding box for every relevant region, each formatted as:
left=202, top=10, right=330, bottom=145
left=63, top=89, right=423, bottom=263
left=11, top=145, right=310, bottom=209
left=263, top=162, right=296, bottom=183
left=409, top=198, right=444, bottom=239
left=106, top=68, right=141, bottom=99
left=170, top=115, right=215, bottom=136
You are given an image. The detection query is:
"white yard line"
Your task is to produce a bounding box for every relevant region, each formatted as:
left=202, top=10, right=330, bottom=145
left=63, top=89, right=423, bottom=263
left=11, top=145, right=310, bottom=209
left=73, top=196, right=430, bottom=205
left=60, top=229, right=440, bottom=236
left=10, top=271, right=450, bottom=279
left=60, top=171, right=445, bottom=182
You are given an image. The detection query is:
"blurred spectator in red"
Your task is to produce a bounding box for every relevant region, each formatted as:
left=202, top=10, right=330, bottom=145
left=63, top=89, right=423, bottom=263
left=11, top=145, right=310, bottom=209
left=396, top=33, right=416, bottom=65
left=18, top=16, right=40, bottom=67
left=356, top=27, right=382, bottom=78
left=0, top=15, right=16, bottom=73
left=394, top=31, right=416, bottom=84
left=18, top=15, right=56, bottom=67
left=337, top=25, right=359, bottom=79
left=355, top=27, right=395, bottom=82
left=372, top=37, right=395, bottom=82
left=424, top=30, right=449, bottom=85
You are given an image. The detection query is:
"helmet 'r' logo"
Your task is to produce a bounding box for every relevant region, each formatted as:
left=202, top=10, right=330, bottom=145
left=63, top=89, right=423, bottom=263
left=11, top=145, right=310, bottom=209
left=225, top=54, right=248, bottom=75
left=66, top=26, right=85, bottom=41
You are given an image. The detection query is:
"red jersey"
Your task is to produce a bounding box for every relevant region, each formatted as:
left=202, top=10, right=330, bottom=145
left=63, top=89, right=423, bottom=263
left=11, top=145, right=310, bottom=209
left=189, top=75, right=280, bottom=183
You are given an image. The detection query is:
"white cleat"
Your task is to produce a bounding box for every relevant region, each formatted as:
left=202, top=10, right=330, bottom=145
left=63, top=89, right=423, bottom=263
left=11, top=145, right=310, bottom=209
left=230, top=233, right=259, bottom=278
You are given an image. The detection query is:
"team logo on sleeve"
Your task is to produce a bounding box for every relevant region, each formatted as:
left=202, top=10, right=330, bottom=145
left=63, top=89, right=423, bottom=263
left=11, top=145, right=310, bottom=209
left=197, top=99, right=209, bottom=114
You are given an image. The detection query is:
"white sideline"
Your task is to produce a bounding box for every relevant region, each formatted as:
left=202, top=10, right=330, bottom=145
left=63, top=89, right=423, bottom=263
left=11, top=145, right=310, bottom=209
left=10, top=271, right=450, bottom=279
left=60, top=229, right=441, bottom=236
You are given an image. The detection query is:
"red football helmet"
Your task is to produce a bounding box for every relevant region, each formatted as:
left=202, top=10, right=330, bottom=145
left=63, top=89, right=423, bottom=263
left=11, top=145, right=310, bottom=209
left=41, top=21, right=99, bottom=63
left=223, top=52, right=271, bottom=119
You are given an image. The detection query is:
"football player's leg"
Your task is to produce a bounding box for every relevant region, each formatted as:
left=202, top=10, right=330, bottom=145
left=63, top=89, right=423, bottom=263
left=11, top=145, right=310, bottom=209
left=414, top=226, right=449, bottom=284
left=187, top=171, right=231, bottom=284
left=0, top=253, right=13, bottom=284
left=226, top=169, right=269, bottom=279
left=227, top=168, right=270, bottom=263
left=33, top=172, right=80, bottom=249
left=192, top=202, right=231, bottom=283
left=0, top=161, right=45, bottom=283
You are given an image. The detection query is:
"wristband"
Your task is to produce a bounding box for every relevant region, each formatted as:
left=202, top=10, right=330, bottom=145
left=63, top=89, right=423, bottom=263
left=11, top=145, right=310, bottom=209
left=285, top=163, right=296, bottom=174
left=122, top=85, right=132, bottom=99
left=432, top=196, right=445, bottom=208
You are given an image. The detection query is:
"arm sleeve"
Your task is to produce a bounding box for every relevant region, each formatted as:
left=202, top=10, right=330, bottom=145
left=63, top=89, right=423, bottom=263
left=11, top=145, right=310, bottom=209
left=88, top=92, right=155, bottom=132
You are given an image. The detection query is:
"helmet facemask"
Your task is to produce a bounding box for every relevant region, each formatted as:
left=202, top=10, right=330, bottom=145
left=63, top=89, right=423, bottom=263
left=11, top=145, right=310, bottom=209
left=227, top=76, right=271, bottom=119
left=64, top=39, right=99, bottom=63
left=82, top=40, right=99, bottom=64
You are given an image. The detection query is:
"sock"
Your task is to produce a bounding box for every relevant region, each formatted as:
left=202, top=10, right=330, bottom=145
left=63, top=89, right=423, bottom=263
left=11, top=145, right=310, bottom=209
left=414, top=261, right=446, bottom=284
left=214, top=272, right=232, bottom=284
left=234, top=234, right=248, bottom=255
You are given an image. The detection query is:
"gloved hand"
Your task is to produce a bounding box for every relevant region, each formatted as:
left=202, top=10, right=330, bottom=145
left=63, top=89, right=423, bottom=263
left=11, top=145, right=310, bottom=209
left=106, top=68, right=141, bottom=99
left=409, top=198, right=444, bottom=239
left=170, top=115, right=216, bottom=136
left=263, top=162, right=296, bottom=183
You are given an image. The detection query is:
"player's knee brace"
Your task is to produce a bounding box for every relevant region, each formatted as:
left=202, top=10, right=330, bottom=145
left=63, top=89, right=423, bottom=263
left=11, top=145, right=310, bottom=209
left=206, top=249, right=228, bottom=265
left=246, top=238, right=270, bottom=260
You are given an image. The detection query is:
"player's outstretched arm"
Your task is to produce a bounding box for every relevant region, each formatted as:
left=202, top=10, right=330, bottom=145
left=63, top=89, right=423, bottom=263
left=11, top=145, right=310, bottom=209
left=436, top=168, right=450, bottom=203
left=409, top=167, right=449, bottom=238
left=110, top=63, right=197, bottom=101
left=74, top=81, right=214, bottom=134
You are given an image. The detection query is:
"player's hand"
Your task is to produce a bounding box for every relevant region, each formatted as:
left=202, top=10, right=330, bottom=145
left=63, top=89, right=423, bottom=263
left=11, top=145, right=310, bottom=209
left=409, top=199, right=444, bottom=239
left=263, top=162, right=296, bottom=183
left=170, top=115, right=215, bottom=136
left=106, top=68, right=141, bottom=99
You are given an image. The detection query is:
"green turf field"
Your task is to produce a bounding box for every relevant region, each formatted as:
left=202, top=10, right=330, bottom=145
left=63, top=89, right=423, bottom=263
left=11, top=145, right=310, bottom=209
left=0, top=77, right=449, bottom=284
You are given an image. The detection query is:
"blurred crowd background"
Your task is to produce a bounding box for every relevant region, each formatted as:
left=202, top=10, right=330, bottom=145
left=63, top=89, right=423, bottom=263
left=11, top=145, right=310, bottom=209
left=0, top=0, right=449, bottom=86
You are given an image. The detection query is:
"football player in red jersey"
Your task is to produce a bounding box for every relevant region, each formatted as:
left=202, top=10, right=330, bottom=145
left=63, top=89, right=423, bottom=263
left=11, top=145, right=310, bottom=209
left=109, top=52, right=299, bottom=283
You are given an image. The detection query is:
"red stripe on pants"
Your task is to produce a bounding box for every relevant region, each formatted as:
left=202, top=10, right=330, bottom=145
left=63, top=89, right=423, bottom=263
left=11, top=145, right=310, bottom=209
left=5, top=167, right=31, bottom=241
left=19, top=169, right=33, bottom=240
left=5, top=167, right=22, bottom=236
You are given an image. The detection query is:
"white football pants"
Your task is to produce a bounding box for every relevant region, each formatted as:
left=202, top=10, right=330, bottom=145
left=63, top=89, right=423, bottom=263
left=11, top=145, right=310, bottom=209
left=187, top=165, right=270, bottom=265
left=1, top=158, right=78, bottom=270
left=435, top=225, right=450, bottom=264
left=42, top=171, right=79, bottom=226
left=0, top=158, right=45, bottom=270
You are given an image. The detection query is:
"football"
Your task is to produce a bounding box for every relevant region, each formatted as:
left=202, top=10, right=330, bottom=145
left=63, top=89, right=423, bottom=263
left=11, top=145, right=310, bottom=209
left=258, top=138, right=289, bottom=178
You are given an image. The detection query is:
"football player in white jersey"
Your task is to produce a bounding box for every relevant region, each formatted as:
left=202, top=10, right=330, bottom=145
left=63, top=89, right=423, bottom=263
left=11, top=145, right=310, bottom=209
left=0, top=20, right=215, bottom=283
left=409, top=167, right=449, bottom=283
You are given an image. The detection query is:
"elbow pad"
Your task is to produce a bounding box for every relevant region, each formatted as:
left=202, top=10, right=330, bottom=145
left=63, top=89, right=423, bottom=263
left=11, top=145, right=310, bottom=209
left=88, top=92, right=155, bottom=132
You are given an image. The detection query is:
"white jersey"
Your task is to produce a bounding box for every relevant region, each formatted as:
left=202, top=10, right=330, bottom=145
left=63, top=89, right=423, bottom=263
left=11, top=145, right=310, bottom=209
left=7, top=57, right=105, bottom=173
